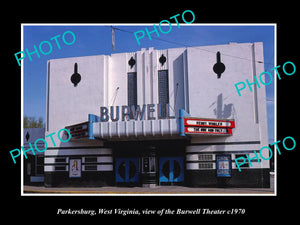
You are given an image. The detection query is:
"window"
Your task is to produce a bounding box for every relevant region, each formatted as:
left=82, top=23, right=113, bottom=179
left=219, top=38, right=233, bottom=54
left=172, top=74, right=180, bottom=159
left=128, top=72, right=137, bottom=119
left=235, top=154, right=249, bottom=168
left=36, top=156, right=44, bottom=175
left=55, top=165, right=66, bottom=171
left=128, top=72, right=137, bottom=107
left=84, top=157, right=97, bottom=163
left=199, top=163, right=214, bottom=169
left=158, top=70, right=169, bottom=118
left=55, top=157, right=67, bottom=163
left=198, top=154, right=213, bottom=161
left=84, top=165, right=97, bottom=171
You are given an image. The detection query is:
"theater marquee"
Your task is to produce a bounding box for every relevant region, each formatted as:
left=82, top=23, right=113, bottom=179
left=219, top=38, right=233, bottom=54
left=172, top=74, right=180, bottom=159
left=184, top=117, right=235, bottom=136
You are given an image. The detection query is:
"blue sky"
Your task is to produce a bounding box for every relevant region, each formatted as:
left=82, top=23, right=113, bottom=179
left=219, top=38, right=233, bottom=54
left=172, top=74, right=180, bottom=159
left=23, top=24, right=275, bottom=142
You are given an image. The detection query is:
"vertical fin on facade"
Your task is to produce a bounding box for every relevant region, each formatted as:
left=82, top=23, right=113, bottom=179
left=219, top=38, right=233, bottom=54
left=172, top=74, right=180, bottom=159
left=251, top=44, right=259, bottom=124
left=46, top=61, right=50, bottom=131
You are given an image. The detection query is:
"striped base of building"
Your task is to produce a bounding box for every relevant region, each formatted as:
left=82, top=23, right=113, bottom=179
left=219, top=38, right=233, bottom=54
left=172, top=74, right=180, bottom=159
left=185, top=150, right=270, bottom=188
left=44, top=147, right=114, bottom=187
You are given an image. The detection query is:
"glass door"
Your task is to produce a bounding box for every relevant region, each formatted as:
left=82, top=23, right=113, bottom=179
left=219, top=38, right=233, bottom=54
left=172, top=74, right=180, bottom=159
left=115, top=158, right=139, bottom=183
left=159, top=157, right=184, bottom=185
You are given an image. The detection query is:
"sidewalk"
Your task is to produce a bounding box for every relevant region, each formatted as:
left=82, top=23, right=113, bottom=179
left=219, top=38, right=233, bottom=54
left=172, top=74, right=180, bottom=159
left=23, top=185, right=275, bottom=195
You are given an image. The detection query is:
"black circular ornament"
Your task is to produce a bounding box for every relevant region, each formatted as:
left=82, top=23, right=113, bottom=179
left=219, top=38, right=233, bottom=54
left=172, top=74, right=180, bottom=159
left=213, top=52, right=226, bottom=79
left=71, top=63, right=81, bottom=87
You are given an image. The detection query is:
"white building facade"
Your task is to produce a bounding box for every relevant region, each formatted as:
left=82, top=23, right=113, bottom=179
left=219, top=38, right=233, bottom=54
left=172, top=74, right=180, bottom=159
left=45, top=42, right=269, bottom=188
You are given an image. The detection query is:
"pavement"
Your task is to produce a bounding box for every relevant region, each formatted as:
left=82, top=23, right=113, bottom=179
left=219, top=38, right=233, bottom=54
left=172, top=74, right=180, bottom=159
left=23, top=175, right=275, bottom=195
left=23, top=185, right=275, bottom=195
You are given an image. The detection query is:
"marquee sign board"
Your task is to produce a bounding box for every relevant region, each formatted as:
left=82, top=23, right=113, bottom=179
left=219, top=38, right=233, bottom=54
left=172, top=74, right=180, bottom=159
left=184, top=118, right=235, bottom=128
left=185, top=126, right=232, bottom=135
left=184, top=117, right=235, bottom=136
left=65, top=122, right=89, bottom=140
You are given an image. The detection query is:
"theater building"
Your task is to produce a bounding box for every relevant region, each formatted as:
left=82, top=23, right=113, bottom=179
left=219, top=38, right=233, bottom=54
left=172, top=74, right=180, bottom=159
left=44, top=42, right=270, bottom=188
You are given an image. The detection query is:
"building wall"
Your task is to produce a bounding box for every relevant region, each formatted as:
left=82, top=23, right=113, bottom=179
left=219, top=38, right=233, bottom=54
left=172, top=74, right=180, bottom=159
left=45, top=43, right=270, bottom=188
left=45, top=55, right=113, bottom=187
left=184, top=43, right=269, bottom=187
left=47, top=55, right=107, bottom=135
left=186, top=42, right=268, bottom=149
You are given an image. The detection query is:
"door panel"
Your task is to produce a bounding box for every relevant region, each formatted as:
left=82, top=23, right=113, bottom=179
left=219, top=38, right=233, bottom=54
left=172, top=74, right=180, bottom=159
left=115, top=158, right=139, bottom=183
left=159, top=157, right=184, bottom=184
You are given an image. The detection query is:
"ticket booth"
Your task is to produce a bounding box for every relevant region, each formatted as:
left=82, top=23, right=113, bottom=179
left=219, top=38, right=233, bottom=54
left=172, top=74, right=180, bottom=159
left=140, top=152, right=157, bottom=187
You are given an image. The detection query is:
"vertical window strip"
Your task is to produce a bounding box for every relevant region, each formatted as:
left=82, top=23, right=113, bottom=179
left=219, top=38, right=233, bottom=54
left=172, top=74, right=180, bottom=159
left=158, top=70, right=169, bottom=118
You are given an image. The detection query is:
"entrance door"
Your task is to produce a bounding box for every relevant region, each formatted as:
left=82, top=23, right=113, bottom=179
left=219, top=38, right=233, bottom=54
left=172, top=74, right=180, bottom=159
left=115, top=158, right=139, bottom=183
left=159, top=157, right=184, bottom=185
